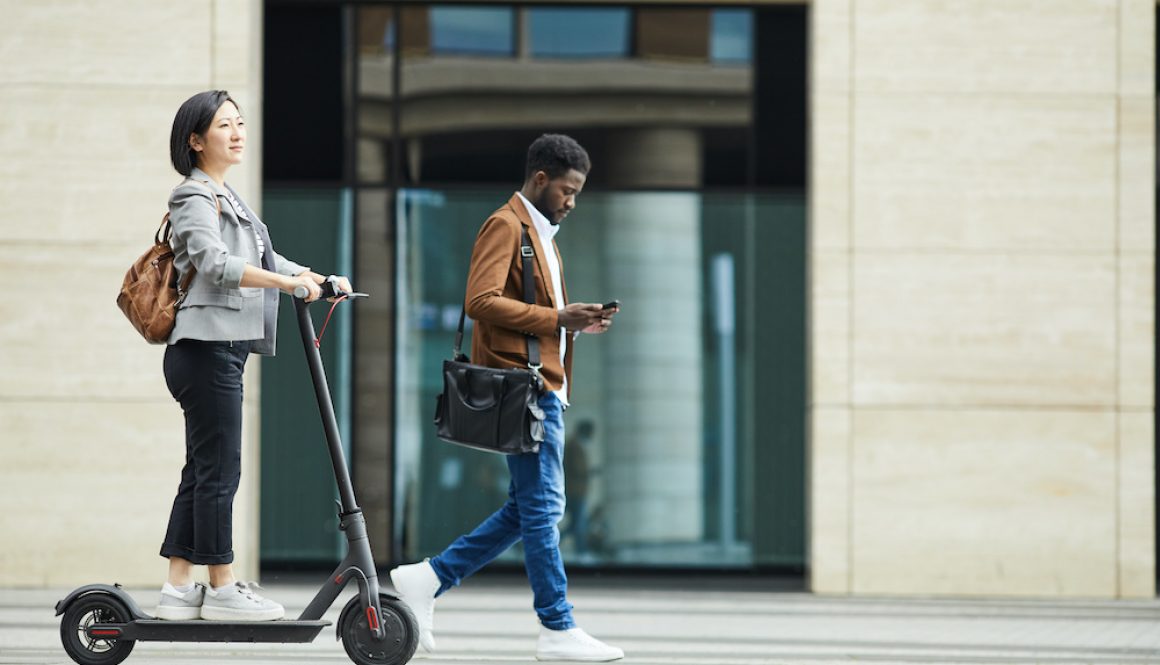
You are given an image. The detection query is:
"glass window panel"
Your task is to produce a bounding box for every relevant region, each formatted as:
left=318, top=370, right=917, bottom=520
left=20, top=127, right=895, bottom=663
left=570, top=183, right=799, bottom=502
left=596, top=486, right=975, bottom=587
left=383, top=4, right=759, bottom=188
left=636, top=8, right=710, bottom=62
left=711, top=9, right=753, bottom=64
left=529, top=8, right=631, bottom=58
left=264, top=4, right=345, bottom=181
left=355, top=4, right=808, bottom=574
left=357, top=6, right=395, bottom=55
left=394, top=189, right=806, bottom=568
left=260, top=188, right=353, bottom=565
left=430, top=6, right=514, bottom=55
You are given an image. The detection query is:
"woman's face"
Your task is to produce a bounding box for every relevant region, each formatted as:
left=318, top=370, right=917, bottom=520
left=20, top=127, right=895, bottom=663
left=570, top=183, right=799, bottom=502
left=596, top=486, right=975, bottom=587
left=190, top=100, right=245, bottom=171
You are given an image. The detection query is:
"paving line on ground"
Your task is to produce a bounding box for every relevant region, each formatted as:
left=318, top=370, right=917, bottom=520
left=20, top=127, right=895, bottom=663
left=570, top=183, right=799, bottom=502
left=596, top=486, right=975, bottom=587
left=16, top=601, right=1160, bottom=624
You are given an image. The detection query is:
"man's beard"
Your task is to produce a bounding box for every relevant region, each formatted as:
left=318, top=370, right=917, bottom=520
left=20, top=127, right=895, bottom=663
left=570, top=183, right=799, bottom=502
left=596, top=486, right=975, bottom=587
left=532, top=193, right=560, bottom=225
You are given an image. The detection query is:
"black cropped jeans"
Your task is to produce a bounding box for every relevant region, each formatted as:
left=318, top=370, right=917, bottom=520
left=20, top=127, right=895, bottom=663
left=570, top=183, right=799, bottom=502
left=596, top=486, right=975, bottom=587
left=159, top=339, right=253, bottom=565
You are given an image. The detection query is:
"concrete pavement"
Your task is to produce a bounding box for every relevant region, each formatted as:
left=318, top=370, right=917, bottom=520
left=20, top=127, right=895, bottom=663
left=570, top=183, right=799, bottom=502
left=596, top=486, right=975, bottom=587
left=3, top=575, right=1160, bottom=664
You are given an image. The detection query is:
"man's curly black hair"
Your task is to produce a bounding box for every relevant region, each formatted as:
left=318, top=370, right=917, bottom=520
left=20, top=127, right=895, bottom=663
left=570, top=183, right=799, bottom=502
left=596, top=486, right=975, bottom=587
left=525, top=134, right=591, bottom=181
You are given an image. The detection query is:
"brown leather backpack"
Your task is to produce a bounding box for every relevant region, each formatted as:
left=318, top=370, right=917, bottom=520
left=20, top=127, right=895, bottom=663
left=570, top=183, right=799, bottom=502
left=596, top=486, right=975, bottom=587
left=116, top=182, right=220, bottom=343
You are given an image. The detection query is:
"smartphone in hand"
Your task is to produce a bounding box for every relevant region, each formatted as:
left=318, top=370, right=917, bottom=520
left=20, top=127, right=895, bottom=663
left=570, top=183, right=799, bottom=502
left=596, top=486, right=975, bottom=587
left=602, top=299, right=620, bottom=310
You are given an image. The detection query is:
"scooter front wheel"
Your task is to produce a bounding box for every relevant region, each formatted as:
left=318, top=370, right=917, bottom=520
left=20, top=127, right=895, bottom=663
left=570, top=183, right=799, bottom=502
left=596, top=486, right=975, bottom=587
left=339, top=593, right=419, bottom=665
left=59, top=594, right=135, bottom=665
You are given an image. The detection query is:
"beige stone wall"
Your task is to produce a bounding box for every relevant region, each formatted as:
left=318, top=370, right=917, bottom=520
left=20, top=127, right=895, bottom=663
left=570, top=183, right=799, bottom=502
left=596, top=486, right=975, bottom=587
left=810, top=0, right=1155, bottom=597
left=0, top=0, right=264, bottom=587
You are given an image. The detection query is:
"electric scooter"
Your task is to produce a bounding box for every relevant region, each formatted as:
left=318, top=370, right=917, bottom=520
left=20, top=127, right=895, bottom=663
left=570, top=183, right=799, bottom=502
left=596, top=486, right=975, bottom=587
left=55, top=279, right=418, bottom=665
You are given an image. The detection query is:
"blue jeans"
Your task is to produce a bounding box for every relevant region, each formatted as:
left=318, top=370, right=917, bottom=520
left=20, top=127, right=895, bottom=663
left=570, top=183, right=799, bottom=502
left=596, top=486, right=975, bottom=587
left=429, top=393, right=575, bottom=630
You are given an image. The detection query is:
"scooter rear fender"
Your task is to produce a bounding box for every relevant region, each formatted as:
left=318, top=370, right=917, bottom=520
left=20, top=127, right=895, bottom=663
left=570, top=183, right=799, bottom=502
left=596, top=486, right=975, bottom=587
left=55, top=584, right=151, bottom=620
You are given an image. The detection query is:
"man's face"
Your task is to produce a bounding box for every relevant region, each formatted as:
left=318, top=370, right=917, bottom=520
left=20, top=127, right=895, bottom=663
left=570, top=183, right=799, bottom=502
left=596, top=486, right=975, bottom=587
left=529, top=169, right=587, bottom=225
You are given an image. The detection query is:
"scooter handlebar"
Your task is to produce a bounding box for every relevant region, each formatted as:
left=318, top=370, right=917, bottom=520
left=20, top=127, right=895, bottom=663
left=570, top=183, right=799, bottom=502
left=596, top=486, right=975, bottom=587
left=293, top=276, right=368, bottom=300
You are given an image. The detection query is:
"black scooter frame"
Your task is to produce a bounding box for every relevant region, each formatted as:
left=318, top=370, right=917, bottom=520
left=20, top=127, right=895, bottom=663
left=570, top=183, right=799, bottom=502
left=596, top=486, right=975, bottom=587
left=56, top=284, right=406, bottom=657
left=290, top=290, right=388, bottom=640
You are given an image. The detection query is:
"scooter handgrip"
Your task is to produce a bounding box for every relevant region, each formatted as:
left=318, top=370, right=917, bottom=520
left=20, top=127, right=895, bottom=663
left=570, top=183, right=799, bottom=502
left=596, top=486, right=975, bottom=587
left=319, top=280, right=339, bottom=300
left=293, top=285, right=310, bottom=299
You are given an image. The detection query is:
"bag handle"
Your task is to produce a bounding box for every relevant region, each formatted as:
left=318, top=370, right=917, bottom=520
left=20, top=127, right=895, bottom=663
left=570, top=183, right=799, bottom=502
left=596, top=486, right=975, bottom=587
left=453, top=226, right=541, bottom=372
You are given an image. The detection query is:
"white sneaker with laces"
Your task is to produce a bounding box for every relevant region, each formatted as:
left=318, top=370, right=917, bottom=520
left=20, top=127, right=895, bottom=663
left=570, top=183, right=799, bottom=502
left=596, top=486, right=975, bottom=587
left=155, top=582, right=205, bottom=620
left=536, top=626, right=625, bottom=662
left=200, top=581, right=284, bottom=622
left=389, top=559, right=440, bottom=653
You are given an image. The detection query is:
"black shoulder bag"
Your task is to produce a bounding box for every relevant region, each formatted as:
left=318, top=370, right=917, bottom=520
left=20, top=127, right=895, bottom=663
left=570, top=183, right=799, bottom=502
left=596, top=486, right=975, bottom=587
left=433, top=227, right=547, bottom=454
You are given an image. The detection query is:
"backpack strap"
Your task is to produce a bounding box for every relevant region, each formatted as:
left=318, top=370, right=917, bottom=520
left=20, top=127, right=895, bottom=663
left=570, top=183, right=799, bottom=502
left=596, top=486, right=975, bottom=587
left=186, top=178, right=223, bottom=216
left=161, top=179, right=223, bottom=296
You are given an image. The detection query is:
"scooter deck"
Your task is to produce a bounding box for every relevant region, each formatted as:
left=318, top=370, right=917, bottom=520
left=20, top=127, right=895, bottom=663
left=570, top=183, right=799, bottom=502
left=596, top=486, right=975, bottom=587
left=91, top=618, right=330, bottom=643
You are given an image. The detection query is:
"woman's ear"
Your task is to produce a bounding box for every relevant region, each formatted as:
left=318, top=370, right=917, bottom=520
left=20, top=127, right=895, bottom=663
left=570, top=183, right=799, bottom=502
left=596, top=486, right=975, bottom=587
left=188, top=133, right=203, bottom=152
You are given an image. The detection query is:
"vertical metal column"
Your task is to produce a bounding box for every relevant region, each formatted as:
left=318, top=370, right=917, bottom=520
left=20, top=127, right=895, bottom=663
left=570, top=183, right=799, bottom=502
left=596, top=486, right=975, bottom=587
left=712, top=253, right=737, bottom=549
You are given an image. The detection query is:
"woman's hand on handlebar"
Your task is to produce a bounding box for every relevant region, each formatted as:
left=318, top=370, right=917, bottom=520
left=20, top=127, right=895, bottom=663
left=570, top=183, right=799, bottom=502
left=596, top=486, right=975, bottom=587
left=326, top=275, right=353, bottom=302
left=283, top=273, right=321, bottom=302
left=303, top=272, right=354, bottom=301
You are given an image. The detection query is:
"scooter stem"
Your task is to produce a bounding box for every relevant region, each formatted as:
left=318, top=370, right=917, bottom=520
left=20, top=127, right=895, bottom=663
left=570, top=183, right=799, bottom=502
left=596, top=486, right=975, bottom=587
left=294, top=296, right=359, bottom=515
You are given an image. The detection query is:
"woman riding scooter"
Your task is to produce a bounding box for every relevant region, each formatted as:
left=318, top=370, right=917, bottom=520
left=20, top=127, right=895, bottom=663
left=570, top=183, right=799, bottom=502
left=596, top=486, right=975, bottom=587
left=156, top=89, right=351, bottom=622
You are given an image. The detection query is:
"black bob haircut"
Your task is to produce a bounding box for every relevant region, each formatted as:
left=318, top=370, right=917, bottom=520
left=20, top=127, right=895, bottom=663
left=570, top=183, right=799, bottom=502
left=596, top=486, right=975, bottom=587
left=525, top=134, right=590, bottom=182
left=169, top=90, right=239, bottom=176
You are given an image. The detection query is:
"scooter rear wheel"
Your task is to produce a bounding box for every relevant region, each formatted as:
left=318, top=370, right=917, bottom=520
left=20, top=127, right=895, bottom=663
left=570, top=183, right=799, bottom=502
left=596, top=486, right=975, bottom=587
left=339, top=593, right=419, bottom=665
left=59, top=594, right=135, bottom=665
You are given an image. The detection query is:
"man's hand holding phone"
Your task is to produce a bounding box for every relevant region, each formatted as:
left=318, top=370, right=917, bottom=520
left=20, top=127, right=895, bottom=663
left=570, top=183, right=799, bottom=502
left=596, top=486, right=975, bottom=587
left=584, top=299, right=620, bottom=335
left=558, top=300, right=620, bottom=334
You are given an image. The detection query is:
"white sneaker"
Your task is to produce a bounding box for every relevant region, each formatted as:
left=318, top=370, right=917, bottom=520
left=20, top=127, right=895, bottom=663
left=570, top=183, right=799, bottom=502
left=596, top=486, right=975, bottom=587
left=536, top=626, right=624, bottom=662
left=155, top=582, right=205, bottom=620
left=389, top=559, right=440, bottom=652
left=200, top=581, right=284, bottom=622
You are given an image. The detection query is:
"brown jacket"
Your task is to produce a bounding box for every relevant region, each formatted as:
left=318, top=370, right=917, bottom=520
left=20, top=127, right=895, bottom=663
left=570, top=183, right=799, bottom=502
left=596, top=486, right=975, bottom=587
left=465, top=194, right=573, bottom=396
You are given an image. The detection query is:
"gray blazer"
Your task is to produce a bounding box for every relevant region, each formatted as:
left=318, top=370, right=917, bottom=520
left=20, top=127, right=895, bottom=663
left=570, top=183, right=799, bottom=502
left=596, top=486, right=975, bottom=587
left=166, top=167, right=309, bottom=355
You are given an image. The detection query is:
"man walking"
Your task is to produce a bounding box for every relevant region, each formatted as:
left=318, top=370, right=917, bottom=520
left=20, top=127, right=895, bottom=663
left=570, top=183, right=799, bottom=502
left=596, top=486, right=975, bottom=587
left=390, top=134, right=624, bottom=662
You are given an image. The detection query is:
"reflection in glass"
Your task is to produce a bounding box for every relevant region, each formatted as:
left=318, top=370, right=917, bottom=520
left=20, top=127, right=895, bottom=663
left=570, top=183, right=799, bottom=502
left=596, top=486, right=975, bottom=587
left=357, top=6, right=395, bottom=55
left=358, top=6, right=755, bottom=187
left=394, top=189, right=806, bottom=568
left=529, top=8, right=631, bottom=58
left=260, top=188, right=353, bottom=564
left=430, top=6, right=514, bottom=55
left=349, top=3, right=807, bottom=572
left=711, top=9, right=753, bottom=63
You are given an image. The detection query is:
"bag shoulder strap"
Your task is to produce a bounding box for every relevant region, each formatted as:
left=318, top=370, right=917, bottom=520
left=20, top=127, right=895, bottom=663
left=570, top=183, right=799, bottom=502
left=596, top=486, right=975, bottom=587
left=158, top=179, right=222, bottom=294
left=453, top=224, right=542, bottom=371
left=520, top=227, right=541, bottom=369
left=158, top=179, right=223, bottom=241
left=169, top=178, right=223, bottom=218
